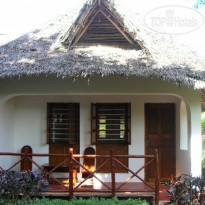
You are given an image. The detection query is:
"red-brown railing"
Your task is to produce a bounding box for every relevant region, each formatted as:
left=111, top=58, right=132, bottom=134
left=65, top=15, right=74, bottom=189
left=0, top=149, right=159, bottom=204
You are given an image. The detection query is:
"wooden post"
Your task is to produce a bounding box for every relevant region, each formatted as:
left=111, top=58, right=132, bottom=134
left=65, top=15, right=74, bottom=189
left=24, top=147, right=29, bottom=171
left=154, top=149, right=159, bottom=205
left=69, top=148, right=74, bottom=201
left=98, top=0, right=101, bottom=7
left=110, top=150, right=116, bottom=198
left=21, top=145, right=32, bottom=171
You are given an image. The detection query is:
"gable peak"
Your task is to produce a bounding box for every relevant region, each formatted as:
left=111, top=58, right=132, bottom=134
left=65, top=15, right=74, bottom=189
left=61, top=0, right=142, bottom=50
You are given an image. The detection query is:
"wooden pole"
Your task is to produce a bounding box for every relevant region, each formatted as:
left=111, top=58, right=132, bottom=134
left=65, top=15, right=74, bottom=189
left=72, top=9, right=101, bottom=47
left=110, top=150, right=115, bottom=198
left=24, top=146, right=29, bottom=171
left=69, top=148, right=74, bottom=201
left=98, top=0, right=101, bottom=7
left=154, top=149, right=160, bottom=205
left=100, top=10, right=134, bottom=45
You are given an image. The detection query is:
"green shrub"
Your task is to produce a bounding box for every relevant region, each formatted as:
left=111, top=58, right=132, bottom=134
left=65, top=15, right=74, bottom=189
left=29, top=197, right=148, bottom=205
left=0, top=196, right=148, bottom=205
left=201, top=112, right=205, bottom=178
left=202, top=135, right=205, bottom=177
left=0, top=170, right=48, bottom=204
left=201, top=112, right=205, bottom=134
left=163, top=174, right=205, bottom=204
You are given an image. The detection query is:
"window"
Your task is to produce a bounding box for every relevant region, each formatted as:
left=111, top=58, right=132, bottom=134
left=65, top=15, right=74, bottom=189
left=91, top=103, right=131, bottom=145
left=47, top=103, right=79, bottom=144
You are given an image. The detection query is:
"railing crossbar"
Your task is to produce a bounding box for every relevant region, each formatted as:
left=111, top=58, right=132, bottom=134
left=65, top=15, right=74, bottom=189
left=113, top=155, right=155, bottom=159
left=48, top=159, right=69, bottom=174
left=28, top=157, right=44, bottom=171
left=0, top=149, right=159, bottom=204
left=27, top=157, right=69, bottom=190
left=7, top=157, right=25, bottom=171
left=73, top=154, right=110, bottom=158
left=114, top=158, right=154, bottom=190
left=49, top=174, right=68, bottom=190
left=72, top=157, right=112, bottom=190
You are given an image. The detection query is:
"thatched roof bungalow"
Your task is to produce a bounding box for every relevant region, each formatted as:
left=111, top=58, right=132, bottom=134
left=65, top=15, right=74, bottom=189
left=0, top=0, right=204, bottom=185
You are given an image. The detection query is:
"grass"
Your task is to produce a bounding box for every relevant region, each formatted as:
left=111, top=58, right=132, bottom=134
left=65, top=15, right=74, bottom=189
left=0, top=197, right=149, bottom=205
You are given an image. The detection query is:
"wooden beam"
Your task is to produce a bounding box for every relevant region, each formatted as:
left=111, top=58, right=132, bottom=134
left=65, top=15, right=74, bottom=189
left=69, top=148, right=74, bottom=201
left=72, top=8, right=102, bottom=47
left=110, top=150, right=116, bottom=198
left=67, top=4, right=98, bottom=48
left=98, top=0, right=101, bottom=7
left=100, top=10, right=134, bottom=45
left=154, top=149, right=160, bottom=205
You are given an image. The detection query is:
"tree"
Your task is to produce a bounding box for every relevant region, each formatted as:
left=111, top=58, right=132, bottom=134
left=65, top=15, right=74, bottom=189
left=195, top=0, right=205, bottom=8
left=201, top=112, right=205, bottom=177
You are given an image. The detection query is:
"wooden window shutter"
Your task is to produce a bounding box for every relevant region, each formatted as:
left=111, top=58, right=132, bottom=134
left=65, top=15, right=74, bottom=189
left=91, top=103, right=131, bottom=145
left=47, top=103, right=79, bottom=145
left=91, top=103, right=97, bottom=145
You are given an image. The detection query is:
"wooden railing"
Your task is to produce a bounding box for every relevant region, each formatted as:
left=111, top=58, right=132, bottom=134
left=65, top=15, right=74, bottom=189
left=0, top=149, right=159, bottom=204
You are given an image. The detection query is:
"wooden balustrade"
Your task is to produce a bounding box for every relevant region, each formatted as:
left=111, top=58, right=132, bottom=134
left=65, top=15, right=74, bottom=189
left=0, top=148, right=159, bottom=204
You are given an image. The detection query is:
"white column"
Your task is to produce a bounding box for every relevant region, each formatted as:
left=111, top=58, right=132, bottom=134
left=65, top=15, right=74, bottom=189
left=190, top=99, right=202, bottom=176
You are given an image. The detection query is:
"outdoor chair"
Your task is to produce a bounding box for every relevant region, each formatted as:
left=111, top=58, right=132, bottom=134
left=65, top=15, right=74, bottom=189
left=81, top=147, right=95, bottom=186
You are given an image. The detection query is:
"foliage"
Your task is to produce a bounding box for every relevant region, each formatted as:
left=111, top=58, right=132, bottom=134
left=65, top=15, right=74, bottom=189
left=0, top=197, right=149, bottom=205
left=32, top=197, right=148, bottom=205
left=202, top=135, right=205, bottom=178
left=201, top=112, right=205, bottom=134
left=163, top=174, right=205, bottom=204
left=195, top=0, right=205, bottom=8
left=0, top=170, right=48, bottom=204
left=202, top=112, right=205, bottom=178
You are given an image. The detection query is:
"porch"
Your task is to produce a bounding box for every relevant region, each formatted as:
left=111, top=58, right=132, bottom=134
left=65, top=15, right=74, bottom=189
left=44, top=181, right=170, bottom=204
left=0, top=148, right=170, bottom=204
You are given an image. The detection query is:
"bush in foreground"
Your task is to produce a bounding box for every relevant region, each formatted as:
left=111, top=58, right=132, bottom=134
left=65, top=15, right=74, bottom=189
left=0, top=170, right=48, bottom=204
left=0, top=197, right=149, bottom=205
left=163, top=174, right=205, bottom=204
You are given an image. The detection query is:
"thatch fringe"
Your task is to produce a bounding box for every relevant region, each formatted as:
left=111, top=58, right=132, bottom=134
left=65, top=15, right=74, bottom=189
left=0, top=0, right=205, bottom=89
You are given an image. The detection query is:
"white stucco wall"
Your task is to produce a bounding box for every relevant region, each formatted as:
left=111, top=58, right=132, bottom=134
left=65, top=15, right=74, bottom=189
left=180, top=101, right=189, bottom=151
left=0, top=75, right=201, bottom=180
left=12, top=94, right=181, bottom=181
left=0, top=97, right=16, bottom=168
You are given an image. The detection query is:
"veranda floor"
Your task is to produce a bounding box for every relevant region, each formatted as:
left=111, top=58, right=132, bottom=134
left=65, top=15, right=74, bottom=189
left=43, top=181, right=170, bottom=204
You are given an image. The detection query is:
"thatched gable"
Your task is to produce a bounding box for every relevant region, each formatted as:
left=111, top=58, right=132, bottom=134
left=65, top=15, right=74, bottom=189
left=0, top=0, right=205, bottom=90
left=61, top=0, right=142, bottom=50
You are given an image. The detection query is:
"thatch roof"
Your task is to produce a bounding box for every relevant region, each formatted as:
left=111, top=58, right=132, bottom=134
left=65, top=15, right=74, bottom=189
left=61, top=0, right=143, bottom=50
left=0, top=0, right=205, bottom=89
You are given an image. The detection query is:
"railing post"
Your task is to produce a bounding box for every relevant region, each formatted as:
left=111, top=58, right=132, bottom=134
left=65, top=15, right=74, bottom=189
left=21, top=145, right=32, bottom=171
left=24, top=147, right=29, bottom=171
left=69, top=148, right=74, bottom=201
left=110, top=149, right=116, bottom=198
left=154, top=149, right=159, bottom=205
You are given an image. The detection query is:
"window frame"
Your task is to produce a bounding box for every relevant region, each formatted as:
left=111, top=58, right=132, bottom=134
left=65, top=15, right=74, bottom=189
left=91, top=103, right=131, bottom=145
left=47, top=103, right=80, bottom=145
